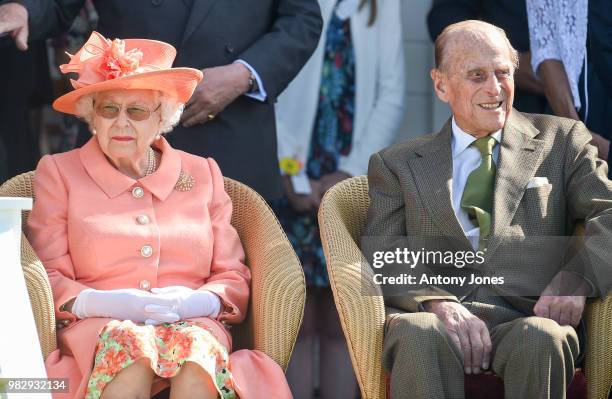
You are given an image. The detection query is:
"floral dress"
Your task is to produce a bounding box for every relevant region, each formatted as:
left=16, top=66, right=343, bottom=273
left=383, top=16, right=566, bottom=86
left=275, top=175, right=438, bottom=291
left=272, top=7, right=355, bottom=287
left=86, top=320, right=235, bottom=399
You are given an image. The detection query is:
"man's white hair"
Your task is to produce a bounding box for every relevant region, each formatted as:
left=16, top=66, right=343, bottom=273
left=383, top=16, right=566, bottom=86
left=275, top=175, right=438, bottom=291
left=74, top=90, right=184, bottom=134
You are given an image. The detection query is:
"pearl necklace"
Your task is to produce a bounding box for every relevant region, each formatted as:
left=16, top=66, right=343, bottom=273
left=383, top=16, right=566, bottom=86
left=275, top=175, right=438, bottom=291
left=145, top=147, right=157, bottom=176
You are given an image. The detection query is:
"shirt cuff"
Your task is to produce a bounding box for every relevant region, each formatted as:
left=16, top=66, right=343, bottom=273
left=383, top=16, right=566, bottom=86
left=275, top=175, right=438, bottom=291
left=291, top=173, right=311, bottom=195
left=234, top=59, right=267, bottom=102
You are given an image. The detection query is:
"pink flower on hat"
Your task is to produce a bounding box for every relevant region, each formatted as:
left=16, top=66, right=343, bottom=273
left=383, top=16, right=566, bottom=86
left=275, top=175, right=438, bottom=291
left=100, top=39, right=144, bottom=80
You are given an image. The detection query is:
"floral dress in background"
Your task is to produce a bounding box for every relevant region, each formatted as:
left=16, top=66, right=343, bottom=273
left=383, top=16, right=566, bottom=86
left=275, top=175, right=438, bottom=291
left=272, top=7, right=355, bottom=287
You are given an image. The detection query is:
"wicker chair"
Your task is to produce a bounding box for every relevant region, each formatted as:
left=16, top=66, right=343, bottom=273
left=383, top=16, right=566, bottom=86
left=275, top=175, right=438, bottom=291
left=0, top=171, right=305, bottom=372
left=318, top=175, right=612, bottom=399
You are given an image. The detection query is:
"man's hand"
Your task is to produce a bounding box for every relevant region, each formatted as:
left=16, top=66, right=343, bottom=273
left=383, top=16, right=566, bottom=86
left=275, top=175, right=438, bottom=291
left=319, top=171, right=351, bottom=198
left=0, top=3, right=29, bottom=51
left=423, top=300, right=492, bottom=375
left=281, top=175, right=322, bottom=214
left=534, top=271, right=588, bottom=327
left=180, top=63, right=251, bottom=128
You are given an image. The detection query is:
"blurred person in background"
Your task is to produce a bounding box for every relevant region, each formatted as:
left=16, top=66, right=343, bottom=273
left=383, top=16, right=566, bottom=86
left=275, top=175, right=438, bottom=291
left=273, top=0, right=405, bottom=396
left=527, top=0, right=612, bottom=173
left=0, top=1, right=53, bottom=183
left=0, top=0, right=323, bottom=200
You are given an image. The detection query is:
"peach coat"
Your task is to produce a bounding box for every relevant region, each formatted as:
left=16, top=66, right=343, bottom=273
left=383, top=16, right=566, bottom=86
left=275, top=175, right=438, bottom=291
left=27, top=137, right=292, bottom=399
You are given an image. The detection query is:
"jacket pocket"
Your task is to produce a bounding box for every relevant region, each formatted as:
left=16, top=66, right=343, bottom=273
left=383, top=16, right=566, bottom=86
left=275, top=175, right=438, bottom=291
left=522, top=183, right=553, bottom=218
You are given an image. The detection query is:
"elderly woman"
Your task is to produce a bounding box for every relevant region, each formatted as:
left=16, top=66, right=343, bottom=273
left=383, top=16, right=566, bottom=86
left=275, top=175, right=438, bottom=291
left=27, top=32, right=291, bottom=399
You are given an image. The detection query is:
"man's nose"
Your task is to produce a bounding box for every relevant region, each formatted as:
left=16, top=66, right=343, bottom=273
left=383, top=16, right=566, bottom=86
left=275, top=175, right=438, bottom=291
left=484, top=74, right=502, bottom=96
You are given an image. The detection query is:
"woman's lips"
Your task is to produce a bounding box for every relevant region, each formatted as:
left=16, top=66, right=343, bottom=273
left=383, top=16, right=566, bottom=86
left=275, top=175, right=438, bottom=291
left=112, top=136, right=136, bottom=141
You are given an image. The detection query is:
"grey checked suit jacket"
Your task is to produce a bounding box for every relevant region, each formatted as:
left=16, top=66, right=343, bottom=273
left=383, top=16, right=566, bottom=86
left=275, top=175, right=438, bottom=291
left=365, top=110, right=612, bottom=315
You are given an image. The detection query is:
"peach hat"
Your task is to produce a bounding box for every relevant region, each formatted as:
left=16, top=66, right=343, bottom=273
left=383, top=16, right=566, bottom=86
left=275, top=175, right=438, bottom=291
left=53, top=31, right=203, bottom=115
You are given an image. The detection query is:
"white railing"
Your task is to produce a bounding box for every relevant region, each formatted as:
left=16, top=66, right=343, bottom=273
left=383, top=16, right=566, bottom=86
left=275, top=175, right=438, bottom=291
left=0, top=197, right=51, bottom=399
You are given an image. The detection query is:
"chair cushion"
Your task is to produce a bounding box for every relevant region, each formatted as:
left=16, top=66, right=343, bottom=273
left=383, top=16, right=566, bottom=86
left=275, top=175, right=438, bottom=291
left=464, top=370, right=586, bottom=399
left=385, top=370, right=587, bottom=399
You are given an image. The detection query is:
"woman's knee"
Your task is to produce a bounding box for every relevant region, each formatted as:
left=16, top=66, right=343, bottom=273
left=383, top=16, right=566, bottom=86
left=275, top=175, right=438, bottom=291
left=100, top=358, right=154, bottom=399
left=170, top=361, right=217, bottom=396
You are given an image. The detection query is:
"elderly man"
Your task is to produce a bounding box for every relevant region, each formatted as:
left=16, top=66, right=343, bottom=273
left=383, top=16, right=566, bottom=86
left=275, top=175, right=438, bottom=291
left=364, top=20, right=612, bottom=399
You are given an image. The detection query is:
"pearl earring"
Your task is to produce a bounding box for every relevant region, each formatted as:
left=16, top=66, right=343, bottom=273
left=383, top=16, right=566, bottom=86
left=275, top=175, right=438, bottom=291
left=155, top=134, right=161, bottom=140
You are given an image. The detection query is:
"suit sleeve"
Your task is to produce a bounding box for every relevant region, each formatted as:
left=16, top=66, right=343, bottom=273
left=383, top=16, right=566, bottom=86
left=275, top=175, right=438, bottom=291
left=564, top=120, right=612, bottom=296
left=0, top=0, right=84, bottom=41
left=364, top=152, right=459, bottom=313
left=199, top=158, right=252, bottom=324
left=237, top=0, right=322, bottom=103
left=27, top=155, right=89, bottom=323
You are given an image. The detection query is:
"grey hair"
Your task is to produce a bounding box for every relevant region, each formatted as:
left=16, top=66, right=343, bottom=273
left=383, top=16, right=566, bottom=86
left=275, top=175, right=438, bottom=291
left=74, top=90, right=184, bottom=134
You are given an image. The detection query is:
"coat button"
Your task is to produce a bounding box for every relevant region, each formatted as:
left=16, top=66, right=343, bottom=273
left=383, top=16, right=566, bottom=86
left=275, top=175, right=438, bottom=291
left=136, top=215, right=150, bottom=225
left=151, top=0, right=162, bottom=5
left=141, top=245, right=153, bottom=257
left=132, top=187, right=144, bottom=198
left=139, top=280, right=151, bottom=290
left=225, top=43, right=234, bottom=54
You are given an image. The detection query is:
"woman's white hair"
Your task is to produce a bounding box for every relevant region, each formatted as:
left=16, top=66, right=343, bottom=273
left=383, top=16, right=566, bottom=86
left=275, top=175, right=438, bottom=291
left=74, top=90, right=184, bottom=135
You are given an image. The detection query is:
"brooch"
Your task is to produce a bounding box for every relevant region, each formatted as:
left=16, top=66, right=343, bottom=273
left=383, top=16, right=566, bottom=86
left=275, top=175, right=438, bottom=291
left=174, top=170, right=195, bottom=191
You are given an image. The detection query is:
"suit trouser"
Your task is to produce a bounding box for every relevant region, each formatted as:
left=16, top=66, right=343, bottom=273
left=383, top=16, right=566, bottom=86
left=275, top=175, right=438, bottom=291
left=382, top=298, right=580, bottom=399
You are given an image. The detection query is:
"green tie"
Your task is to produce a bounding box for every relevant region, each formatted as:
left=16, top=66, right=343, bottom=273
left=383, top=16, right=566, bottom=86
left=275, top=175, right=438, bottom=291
left=460, top=136, right=498, bottom=240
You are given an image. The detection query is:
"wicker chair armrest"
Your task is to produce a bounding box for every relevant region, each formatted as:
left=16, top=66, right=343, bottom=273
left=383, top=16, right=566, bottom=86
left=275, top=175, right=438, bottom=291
left=319, top=181, right=386, bottom=399
left=223, top=178, right=305, bottom=371
left=0, top=172, right=56, bottom=360
left=585, top=294, right=612, bottom=399
left=327, top=257, right=386, bottom=399
left=21, top=233, right=57, bottom=360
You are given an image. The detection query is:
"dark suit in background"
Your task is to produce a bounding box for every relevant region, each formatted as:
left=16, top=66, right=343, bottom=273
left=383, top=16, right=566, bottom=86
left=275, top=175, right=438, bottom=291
left=584, top=0, right=612, bottom=170
left=0, top=36, right=51, bottom=183
left=15, top=0, right=323, bottom=200
left=427, top=0, right=548, bottom=114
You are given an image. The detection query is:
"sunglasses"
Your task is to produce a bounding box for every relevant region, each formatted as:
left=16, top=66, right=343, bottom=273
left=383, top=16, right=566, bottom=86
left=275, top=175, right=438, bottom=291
left=93, top=101, right=161, bottom=121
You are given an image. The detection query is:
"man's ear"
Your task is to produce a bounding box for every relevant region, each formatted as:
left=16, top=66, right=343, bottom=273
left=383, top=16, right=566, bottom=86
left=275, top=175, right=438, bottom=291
left=430, top=68, right=449, bottom=103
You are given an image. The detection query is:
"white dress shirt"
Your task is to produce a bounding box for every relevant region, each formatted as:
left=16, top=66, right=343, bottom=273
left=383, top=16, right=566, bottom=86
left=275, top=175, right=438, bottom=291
left=234, top=60, right=267, bottom=102
left=451, top=117, right=502, bottom=248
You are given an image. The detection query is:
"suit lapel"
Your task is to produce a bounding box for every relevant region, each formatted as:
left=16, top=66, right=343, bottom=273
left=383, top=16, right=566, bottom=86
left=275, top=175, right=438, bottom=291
left=486, top=110, right=544, bottom=255
left=181, top=0, right=219, bottom=46
left=407, top=121, right=472, bottom=249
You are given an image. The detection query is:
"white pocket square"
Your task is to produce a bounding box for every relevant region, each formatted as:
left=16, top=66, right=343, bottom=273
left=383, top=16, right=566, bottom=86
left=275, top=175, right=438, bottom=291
left=526, top=177, right=550, bottom=189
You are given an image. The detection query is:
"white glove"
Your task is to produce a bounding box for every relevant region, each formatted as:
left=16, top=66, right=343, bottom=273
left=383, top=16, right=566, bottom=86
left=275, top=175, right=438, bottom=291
left=151, top=286, right=221, bottom=319
left=72, top=288, right=181, bottom=325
